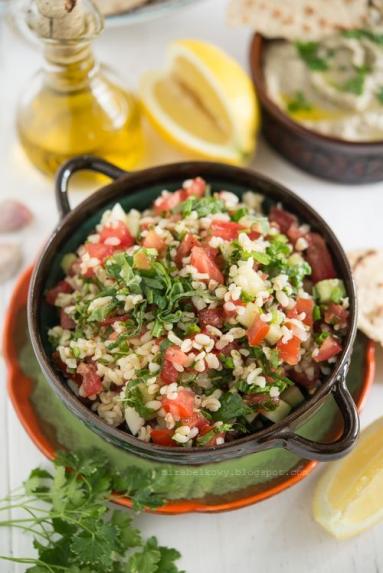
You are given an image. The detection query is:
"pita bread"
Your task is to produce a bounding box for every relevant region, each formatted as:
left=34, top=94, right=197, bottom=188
left=228, top=0, right=373, bottom=40
left=348, top=249, right=383, bottom=344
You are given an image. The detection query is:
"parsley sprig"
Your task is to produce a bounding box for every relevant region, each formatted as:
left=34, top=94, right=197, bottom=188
left=0, top=450, right=184, bottom=573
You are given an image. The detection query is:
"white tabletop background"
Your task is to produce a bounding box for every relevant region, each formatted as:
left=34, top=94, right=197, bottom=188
left=1, top=1, right=383, bottom=571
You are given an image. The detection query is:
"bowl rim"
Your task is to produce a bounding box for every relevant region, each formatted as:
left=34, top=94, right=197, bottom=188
left=249, top=34, right=383, bottom=151
left=27, top=160, right=358, bottom=463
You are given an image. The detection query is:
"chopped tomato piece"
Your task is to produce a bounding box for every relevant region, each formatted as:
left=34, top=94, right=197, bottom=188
left=60, top=309, right=75, bottom=330
left=287, top=224, right=307, bottom=245
left=164, top=345, right=190, bottom=367
left=210, top=220, right=243, bottom=241
left=190, top=246, right=224, bottom=284
left=248, top=230, right=261, bottom=240
left=314, top=336, right=342, bottom=363
left=99, top=221, right=135, bottom=248
left=287, top=298, right=314, bottom=327
left=183, top=412, right=210, bottom=432
left=46, top=279, right=73, bottom=305
left=143, top=229, right=166, bottom=252
left=246, top=393, right=278, bottom=407
left=151, top=428, right=175, bottom=447
left=324, top=303, right=349, bottom=329
left=201, top=243, right=219, bottom=260
left=175, top=233, right=200, bottom=267
left=160, top=360, right=179, bottom=385
left=162, top=388, right=195, bottom=420
left=184, top=177, right=206, bottom=198
left=297, top=298, right=315, bottom=327
left=77, top=362, right=103, bottom=397
left=198, top=307, right=224, bottom=329
left=154, top=191, right=183, bottom=214
left=84, top=242, right=115, bottom=263
left=277, top=336, right=301, bottom=366
left=247, top=316, right=270, bottom=346
left=269, top=206, right=298, bottom=234
left=306, top=233, right=337, bottom=284
left=100, top=314, right=130, bottom=327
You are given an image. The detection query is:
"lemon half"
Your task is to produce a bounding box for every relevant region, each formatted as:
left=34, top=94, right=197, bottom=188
left=140, top=39, right=258, bottom=163
left=313, top=417, right=383, bottom=539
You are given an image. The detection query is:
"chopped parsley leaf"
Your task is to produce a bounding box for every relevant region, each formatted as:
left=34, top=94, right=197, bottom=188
left=287, top=91, right=313, bottom=114
left=295, top=41, right=329, bottom=71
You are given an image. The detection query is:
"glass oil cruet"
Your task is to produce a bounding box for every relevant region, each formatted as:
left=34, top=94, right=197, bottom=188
left=16, top=0, right=144, bottom=175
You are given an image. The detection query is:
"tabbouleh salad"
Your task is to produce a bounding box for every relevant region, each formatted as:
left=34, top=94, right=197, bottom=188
left=47, top=177, right=349, bottom=448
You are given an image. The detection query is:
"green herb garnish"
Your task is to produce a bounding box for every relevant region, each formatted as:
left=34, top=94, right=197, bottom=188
left=287, top=91, right=313, bottom=114
left=0, top=450, right=184, bottom=573
left=231, top=207, right=248, bottom=222
left=313, top=305, right=321, bottom=321
left=342, top=28, right=383, bottom=45
left=196, top=423, right=232, bottom=446
left=211, top=393, right=252, bottom=423
left=316, top=330, right=330, bottom=345
left=180, top=196, right=225, bottom=218
left=295, top=41, right=329, bottom=71
left=337, top=65, right=370, bottom=96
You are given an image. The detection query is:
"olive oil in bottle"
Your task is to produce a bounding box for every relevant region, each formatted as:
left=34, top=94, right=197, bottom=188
left=16, top=0, right=144, bottom=176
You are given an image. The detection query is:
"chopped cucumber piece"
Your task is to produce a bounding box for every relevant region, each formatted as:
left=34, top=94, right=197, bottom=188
left=265, top=323, right=283, bottom=345
left=126, top=208, right=140, bottom=237
left=237, top=302, right=258, bottom=328
left=281, top=385, right=305, bottom=407
left=262, top=399, right=291, bottom=423
left=314, top=279, right=346, bottom=304
left=245, top=411, right=259, bottom=424
left=61, top=253, right=77, bottom=274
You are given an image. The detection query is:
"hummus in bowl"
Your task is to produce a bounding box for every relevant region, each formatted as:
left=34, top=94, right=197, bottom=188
left=264, top=29, right=383, bottom=142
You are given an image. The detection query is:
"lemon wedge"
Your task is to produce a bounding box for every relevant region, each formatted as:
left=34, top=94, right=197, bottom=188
left=313, top=417, right=383, bottom=539
left=140, top=39, right=258, bottom=163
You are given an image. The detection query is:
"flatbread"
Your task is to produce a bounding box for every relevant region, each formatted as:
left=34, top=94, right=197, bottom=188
left=348, top=249, right=383, bottom=344
left=228, top=0, right=372, bottom=40
left=94, top=0, right=149, bottom=16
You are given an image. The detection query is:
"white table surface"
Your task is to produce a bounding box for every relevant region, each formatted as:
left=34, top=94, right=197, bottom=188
left=1, top=1, right=383, bottom=571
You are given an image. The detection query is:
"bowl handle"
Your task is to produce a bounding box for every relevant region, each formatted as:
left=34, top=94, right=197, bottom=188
left=55, top=156, right=126, bottom=218
left=269, top=363, right=359, bottom=461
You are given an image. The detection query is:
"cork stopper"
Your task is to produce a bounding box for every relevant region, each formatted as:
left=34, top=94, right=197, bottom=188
left=27, top=0, right=103, bottom=41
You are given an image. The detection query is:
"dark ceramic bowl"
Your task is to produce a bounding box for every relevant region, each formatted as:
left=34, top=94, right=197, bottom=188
left=250, top=34, right=383, bottom=184
left=28, top=156, right=359, bottom=466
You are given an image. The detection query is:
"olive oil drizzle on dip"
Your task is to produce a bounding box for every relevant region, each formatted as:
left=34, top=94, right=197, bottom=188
left=264, top=28, right=383, bottom=141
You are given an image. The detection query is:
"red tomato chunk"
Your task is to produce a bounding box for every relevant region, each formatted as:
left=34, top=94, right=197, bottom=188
left=277, top=336, right=301, bottom=366
left=247, top=316, right=270, bottom=346
left=314, top=336, right=342, bottom=363
left=151, top=428, right=175, bottom=446
left=77, top=363, right=103, bottom=397
left=190, top=246, right=224, bottom=284
left=162, top=388, right=195, bottom=420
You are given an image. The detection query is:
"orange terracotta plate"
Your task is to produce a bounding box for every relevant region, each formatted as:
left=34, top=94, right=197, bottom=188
left=3, top=267, right=376, bottom=514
